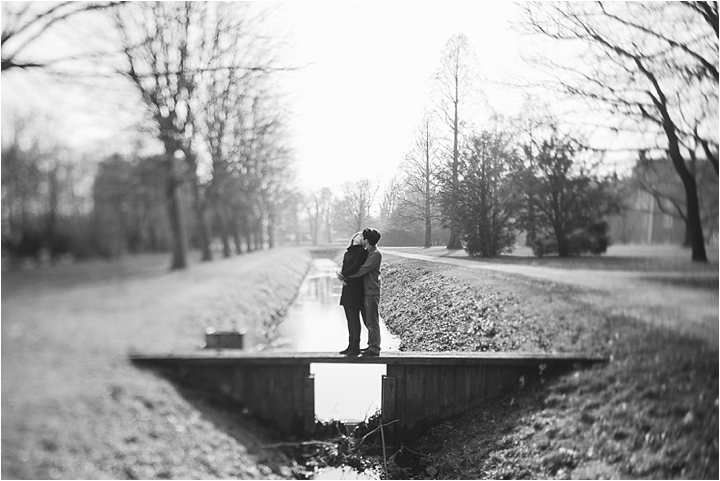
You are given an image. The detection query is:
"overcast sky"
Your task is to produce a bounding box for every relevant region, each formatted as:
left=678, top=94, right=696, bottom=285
left=274, top=1, right=527, bottom=191
left=2, top=1, right=537, bottom=194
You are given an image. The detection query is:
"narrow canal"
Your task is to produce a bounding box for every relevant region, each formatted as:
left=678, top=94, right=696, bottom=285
left=271, top=257, right=400, bottom=422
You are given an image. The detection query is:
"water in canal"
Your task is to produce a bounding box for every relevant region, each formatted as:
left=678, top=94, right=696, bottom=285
left=271, top=257, right=400, bottom=422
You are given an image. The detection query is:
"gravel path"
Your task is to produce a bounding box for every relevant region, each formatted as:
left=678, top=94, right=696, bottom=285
left=384, top=248, right=719, bottom=346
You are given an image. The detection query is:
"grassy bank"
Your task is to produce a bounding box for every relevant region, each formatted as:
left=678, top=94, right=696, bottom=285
left=3, top=246, right=716, bottom=479
left=2, top=248, right=311, bottom=479
left=379, top=257, right=718, bottom=479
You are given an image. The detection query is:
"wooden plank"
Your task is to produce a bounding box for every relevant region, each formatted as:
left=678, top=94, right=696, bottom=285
left=303, top=374, right=315, bottom=437
left=273, top=366, right=292, bottom=432
left=381, top=375, right=396, bottom=423
left=438, top=365, right=456, bottom=418
left=463, top=365, right=483, bottom=408
left=230, top=366, right=246, bottom=404
left=453, top=365, right=471, bottom=415
left=288, top=365, right=306, bottom=435
left=423, top=365, right=441, bottom=420
left=381, top=375, right=397, bottom=441
left=486, top=366, right=520, bottom=399
left=260, top=367, right=276, bottom=421
left=386, top=365, right=406, bottom=431
left=403, top=365, right=426, bottom=431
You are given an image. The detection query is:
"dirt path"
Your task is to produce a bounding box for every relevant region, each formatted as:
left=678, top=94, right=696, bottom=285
left=384, top=248, right=719, bottom=346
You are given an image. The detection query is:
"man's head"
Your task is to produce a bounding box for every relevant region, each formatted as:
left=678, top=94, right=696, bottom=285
left=362, top=228, right=381, bottom=246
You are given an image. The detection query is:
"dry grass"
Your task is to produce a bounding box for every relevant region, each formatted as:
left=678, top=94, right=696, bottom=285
left=3, top=244, right=717, bottom=479
left=2, top=248, right=311, bottom=479
left=379, top=255, right=718, bottom=479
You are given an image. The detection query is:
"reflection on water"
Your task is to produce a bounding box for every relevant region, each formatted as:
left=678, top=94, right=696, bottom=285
left=274, top=258, right=400, bottom=422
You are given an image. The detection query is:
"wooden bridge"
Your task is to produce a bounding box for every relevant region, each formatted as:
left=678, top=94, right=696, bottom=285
left=130, top=350, right=605, bottom=441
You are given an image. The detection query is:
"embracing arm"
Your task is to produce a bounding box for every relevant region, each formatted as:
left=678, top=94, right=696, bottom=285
left=341, top=251, right=367, bottom=278
left=347, top=250, right=381, bottom=278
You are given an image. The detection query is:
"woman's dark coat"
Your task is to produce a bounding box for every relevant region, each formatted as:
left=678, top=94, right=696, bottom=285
left=339, top=244, right=367, bottom=308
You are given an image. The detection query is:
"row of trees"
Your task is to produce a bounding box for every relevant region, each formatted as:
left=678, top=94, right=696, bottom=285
left=3, top=2, right=295, bottom=268
left=112, top=2, right=294, bottom=268
left=2, top=2, right=717, bottom=265
left=520, top=1, right=718, bottom=261
left=372, top=2, right=717, bottom=261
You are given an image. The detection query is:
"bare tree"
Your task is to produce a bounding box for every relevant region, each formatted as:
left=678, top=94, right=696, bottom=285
left=193, top=3, right=278, bottom=259
left=521, top=2, right=718, bottom=261
left=318, top=188, right=335, bottom=243
left=379, top=176, right=403, bottom=227
left=113, top=1, right=291, bottom=268
left=1, top=1, right=122, bottom=71
left=2, top=110, right=97, bottom=263
left=398, top=114, right=443, bottom=247
left=112, top=2, right=200, bottom=269
left=302, top=188, right=333, bottom=245
left=433, top=34, right=478, bottom=249
left=339, top=178, right=378, bottom=233
left=511, top=97, right=558, bottom=247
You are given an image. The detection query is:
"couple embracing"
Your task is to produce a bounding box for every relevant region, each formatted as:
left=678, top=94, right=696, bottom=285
left=336, top=228, right=382, bottom=357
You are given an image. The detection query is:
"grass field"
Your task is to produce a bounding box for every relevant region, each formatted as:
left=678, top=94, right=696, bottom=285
left=2, top=244, right=717, bottom=479
left=2, top=248, right=312, bottom=479
left=378, top=248, right=718, bottom=479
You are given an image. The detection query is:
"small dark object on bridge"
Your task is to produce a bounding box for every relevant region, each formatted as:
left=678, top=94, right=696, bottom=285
left=204, top=328, right=245, bottom=349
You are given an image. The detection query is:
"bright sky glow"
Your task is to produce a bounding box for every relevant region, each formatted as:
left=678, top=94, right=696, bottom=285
left=2, top=1, right=536, bottom=193
left=275, top=1, right=526, bottom=191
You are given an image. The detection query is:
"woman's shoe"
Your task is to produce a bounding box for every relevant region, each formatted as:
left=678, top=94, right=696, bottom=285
left=344, top=349, right=360, bottom=357
left=339, top=347, right=352, bottom=355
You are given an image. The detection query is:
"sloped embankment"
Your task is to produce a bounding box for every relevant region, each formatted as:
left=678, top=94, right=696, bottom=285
left=2, top=248, right=312, bottom=479
left=377, top=257, right=718, bottom=480
left=379, top=258, right=609, bottom=354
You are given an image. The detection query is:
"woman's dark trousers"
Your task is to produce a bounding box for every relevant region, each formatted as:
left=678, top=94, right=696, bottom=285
left=343, top=304, right=365, bottom=351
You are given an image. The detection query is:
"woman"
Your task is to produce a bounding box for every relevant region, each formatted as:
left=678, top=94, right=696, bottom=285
left=337, top=231, right=367, bottom=356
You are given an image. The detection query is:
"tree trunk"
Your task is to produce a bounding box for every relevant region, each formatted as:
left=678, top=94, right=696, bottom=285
left=216, top=207, right=232, bottom=258
left=447, top=86, right=463, bottom=250
left=165, top=155, right=188, bottom=270
left=267, top=212, right=275, bottom=249
left=192, top=184, right=212, bottom=262
left=230, top=216, right=243, bottom=254
left=671, top=151, right=706, bottom=260
left=555, top=225, right=569, bottom=257
left=46, top=164, right=59, bottom=264
left=662, top=118, right=707, bottom=261
left=254, top=219, right=264, bottom=250
left=640, top=60, right=707, bottom=261
left=425, top=217, right=432, bottom=248
left=425, top=139, right=432, bottom=248
left=525, top=198, right=536, bottom=247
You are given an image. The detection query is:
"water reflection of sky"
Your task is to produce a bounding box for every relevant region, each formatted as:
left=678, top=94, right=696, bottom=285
left=275, top=258, right=400, bottom=422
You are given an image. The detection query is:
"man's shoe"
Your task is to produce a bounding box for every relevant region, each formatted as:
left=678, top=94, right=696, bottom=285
left=360, top=350, right=379, bottom=357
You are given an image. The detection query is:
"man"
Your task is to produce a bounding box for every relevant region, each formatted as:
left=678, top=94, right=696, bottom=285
left=345, top=227, right=382, bottom=357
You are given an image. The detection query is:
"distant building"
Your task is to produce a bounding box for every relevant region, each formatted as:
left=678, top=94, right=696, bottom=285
left=609, top=189, right=687, bottom=244
left=608, top=154, right=718, bottom=245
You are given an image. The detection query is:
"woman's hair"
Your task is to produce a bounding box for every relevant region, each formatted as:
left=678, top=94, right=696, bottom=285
left=349, top=231, right=364, bottom=247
